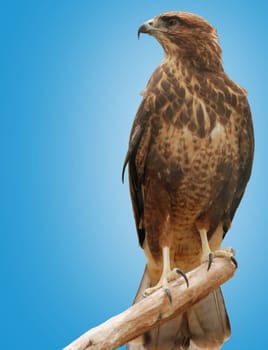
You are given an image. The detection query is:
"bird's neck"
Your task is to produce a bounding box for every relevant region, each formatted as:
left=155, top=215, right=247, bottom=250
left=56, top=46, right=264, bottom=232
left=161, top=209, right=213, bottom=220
left=163, top=43, right=223, bottom=74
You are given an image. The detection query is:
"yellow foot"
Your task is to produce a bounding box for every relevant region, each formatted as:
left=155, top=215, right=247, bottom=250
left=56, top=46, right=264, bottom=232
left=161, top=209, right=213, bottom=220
left=143, top=247, right=189, bottom=303
left=199, top=229, right=237, bottom=270
left=143, top=268, right=189, bottom=302
left=214, top=247, right=237, bottom=268
left=202, top=246, right=237, bottom=270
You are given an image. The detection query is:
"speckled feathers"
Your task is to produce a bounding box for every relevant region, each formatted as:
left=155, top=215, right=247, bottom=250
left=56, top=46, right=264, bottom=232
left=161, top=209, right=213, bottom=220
left=124, top=11, right=254, bottom=350
left=123, top=12, right=254, bottom=269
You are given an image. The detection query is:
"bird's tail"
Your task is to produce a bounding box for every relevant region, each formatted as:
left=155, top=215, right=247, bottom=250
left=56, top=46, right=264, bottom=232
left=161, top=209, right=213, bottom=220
left=127, top=267, right=230, bottom=350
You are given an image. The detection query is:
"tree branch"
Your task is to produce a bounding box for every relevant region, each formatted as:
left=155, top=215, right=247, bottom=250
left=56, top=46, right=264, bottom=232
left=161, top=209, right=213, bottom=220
left=63, top=257, right=236, bottom=350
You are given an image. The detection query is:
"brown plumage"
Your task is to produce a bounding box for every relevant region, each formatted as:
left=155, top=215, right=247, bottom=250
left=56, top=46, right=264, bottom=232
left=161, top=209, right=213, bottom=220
left=123, top=12, right=254, bottom=350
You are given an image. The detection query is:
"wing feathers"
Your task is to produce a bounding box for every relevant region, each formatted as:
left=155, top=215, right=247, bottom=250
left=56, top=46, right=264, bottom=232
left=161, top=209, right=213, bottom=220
left=122, top=124, right=143, bottom=183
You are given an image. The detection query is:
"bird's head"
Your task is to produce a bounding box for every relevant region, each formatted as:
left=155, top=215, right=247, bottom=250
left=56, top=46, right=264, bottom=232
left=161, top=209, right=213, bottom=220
left=138, top=12, right=223, bottom=72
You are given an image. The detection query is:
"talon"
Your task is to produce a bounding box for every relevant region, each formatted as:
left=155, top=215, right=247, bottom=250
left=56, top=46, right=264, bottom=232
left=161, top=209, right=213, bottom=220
left=143, top=286, right=158, bottom=297
left=176, top=268, right=189, bottom=288
left=142, top=291, right=147, bottom=298
left=230, top=256, right=238, bottom=268
left=164, top=288, right=172, bottom=303
left=207, top=252, right=214, bottom=271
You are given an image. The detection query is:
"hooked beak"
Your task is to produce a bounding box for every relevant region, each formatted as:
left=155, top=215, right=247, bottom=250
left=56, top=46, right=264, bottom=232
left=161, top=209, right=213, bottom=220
left=137, top=20, right=154, bottom=39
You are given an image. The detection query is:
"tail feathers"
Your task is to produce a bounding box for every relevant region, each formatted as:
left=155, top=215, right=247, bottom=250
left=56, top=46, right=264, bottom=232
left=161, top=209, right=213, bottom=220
left=127, top=267, right=230, bottom=350
left=187, top=288, right=231, bottom=350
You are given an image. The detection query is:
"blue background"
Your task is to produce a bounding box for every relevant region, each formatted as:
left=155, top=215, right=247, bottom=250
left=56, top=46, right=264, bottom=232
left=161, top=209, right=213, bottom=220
left=1, top=1, right=267, bottom=349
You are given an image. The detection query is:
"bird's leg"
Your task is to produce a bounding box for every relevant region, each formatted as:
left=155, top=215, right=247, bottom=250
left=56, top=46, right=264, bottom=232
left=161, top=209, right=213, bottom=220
left=143, top=247, right=188, bottom=302
left=199, top=229, right=237, bottom=270
left=199, top=229, right=214, bottom=270
left=143, top=247, right=173, bottom=298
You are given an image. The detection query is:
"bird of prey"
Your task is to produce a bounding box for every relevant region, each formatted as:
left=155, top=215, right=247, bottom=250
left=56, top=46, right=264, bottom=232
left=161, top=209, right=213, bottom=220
left=123, top=11, right=254, bottom=350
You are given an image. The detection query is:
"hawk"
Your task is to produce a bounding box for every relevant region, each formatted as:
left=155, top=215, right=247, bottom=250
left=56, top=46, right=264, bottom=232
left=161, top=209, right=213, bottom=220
left=123, top=12, right=254, bottom=350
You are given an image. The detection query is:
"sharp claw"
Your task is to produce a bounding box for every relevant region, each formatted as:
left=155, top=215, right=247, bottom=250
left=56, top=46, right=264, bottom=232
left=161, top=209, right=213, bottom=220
left=142, top=291, right=148, bottom=298
left=176, top=268, right=189, bottom=288
left=164, top=288, right=172, bottom=303
left=207, top=252, right=214, bottom=271
left=230, top=256, right=238, bottom=268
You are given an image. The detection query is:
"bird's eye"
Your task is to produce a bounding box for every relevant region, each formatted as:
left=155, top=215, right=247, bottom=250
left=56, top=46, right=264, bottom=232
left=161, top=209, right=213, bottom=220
left=166, top=17, right=180, bottom=27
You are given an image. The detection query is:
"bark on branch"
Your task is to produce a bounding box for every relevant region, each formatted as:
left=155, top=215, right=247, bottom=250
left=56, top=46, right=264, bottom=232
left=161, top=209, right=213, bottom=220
left=63, top=257, right=236, bottom=350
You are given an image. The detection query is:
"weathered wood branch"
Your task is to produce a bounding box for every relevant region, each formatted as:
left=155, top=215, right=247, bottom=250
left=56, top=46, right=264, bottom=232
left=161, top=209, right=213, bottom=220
left=63, top=257, right=236, bottom=350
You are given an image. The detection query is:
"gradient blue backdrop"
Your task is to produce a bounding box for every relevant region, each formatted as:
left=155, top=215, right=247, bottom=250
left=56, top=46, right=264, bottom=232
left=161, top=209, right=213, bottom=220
left=1, top=1, right=267, bottom=349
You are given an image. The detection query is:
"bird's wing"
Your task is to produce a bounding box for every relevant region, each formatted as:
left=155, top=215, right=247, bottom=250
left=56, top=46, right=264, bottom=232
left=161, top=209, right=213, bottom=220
left=228, top=100, right=254, bottom=224
left=122, top=95, right=155, bottom=247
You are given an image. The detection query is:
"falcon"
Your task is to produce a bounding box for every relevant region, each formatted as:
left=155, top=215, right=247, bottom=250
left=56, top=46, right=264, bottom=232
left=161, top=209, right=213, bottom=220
left=123, top=11, right=254, bottom=350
